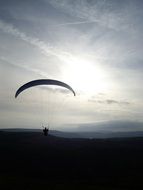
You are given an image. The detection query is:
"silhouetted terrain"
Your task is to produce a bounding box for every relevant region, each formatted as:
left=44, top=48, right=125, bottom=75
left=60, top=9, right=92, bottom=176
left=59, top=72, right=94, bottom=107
left=2, top=128, right=143, bottom=138
left=0, top=130, right=143, bottom=189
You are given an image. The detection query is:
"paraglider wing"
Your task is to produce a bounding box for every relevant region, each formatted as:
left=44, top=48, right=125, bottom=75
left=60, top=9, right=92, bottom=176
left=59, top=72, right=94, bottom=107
left=15, top=79, right=76, bottom=98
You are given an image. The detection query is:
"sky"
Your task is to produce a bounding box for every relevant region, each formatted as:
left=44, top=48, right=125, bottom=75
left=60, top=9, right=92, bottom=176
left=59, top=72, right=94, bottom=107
left=0, top=0, right=143, bottom=131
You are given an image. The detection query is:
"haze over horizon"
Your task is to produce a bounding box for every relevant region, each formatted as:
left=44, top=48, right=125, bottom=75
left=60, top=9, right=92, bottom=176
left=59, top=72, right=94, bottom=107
left=0, top=0, right=143, bottom=131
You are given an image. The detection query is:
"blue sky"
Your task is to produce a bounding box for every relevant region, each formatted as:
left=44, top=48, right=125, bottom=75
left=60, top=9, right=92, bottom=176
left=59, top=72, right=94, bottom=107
left=0, top=0, right=143, bottom=130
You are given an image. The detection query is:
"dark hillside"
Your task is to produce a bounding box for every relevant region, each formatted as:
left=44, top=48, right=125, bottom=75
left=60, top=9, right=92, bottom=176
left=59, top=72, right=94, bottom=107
left=0, top=131, right=143, bottom=189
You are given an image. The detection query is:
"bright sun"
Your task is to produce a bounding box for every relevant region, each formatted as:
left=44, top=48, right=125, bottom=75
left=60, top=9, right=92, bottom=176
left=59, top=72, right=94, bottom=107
left=62, top=55, right=109, bottom=96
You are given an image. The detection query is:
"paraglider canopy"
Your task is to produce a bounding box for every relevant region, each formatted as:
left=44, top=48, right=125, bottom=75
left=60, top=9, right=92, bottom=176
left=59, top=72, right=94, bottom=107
left=15, top=79, right=76, bottom=98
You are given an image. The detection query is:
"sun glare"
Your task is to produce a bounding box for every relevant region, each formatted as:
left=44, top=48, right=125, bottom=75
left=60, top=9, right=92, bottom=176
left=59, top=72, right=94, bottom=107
left=62, top=55, right=109, bottom=96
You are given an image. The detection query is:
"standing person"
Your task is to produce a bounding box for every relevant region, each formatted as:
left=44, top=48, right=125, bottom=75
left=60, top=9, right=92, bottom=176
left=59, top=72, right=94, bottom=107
left=43, top=127, right=49, bottom=136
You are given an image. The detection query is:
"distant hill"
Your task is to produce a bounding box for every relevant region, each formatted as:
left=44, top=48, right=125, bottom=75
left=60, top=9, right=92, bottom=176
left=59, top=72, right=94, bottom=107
left=50, top=130, right=143, bottom=138
left=0, top=128, right=41, bottom=132
left=1, top=128, right=143, bottom=138
left=77, top=120, right=143, bottom=132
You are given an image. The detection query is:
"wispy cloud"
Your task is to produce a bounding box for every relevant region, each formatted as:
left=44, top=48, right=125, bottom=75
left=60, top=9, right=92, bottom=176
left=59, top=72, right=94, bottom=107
left=0, top=19, right=56, bottom=55
left=0, top=56, right=48, bottom=77
left=53, top=20, right=99, bottom=27
left=49, top=0, right=135, bottom=31
left=88, top=98, right=130, bottom=106
left=0, top=19, right=72, bottom=61
left=106, top=99, right=130, bottom=105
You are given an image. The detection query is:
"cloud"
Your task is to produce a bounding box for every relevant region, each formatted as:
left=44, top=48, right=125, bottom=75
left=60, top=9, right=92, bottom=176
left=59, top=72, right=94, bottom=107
left=39, top=85, right=73, bottom=96
left=0, top=56, right=49, bottom=77
left=106, top=99, right=130, bottom=105
left=88, top=98, right=130, bottom=105
left=0, top=19, right=73, bottom=62
left=0, top=19, right=55, bottom=54
left=0, top=19, right=78, bottom=78
left=49, top=0, right=136, bottom=31
left=54, top=20, right=98, bottom=27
